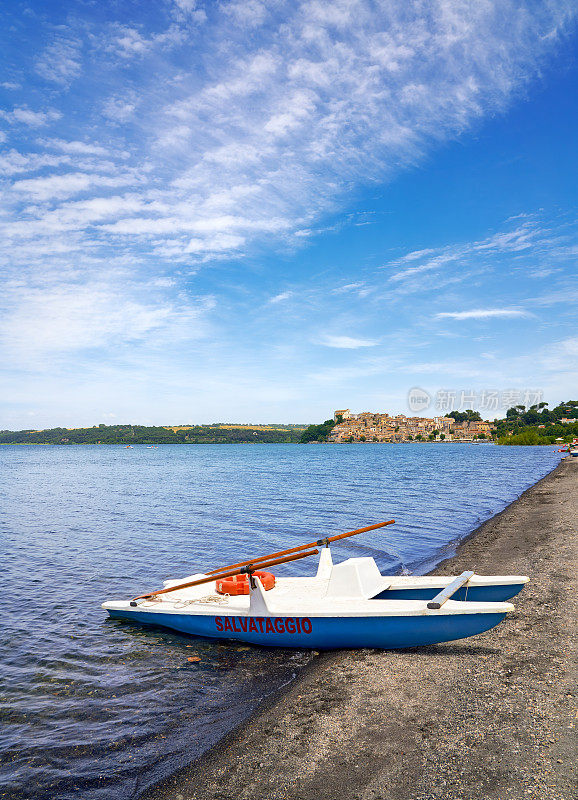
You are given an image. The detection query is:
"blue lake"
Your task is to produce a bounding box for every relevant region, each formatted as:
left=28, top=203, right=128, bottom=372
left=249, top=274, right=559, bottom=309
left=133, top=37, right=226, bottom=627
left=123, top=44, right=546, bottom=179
left=0, top=443, right=561, bottom=799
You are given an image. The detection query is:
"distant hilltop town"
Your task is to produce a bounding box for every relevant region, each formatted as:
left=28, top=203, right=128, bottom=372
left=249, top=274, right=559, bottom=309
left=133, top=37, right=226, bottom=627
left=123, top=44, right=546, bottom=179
left=329, top=409, right=494, bottom=443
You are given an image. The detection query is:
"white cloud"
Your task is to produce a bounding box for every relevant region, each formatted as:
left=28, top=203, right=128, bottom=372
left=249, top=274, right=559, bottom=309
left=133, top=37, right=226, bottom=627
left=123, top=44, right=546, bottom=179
left=394, top=248, right=437, bottom=264
left=108, top=23, right=188, bottom=59
left=332, top=283, right=365, bottom=294
left=435, top=308, right=530, bottom=320
left=536, top=336, right=578, bottom=376
left=40, top=139, right=110, bottom=156
left=552, top=336, right=578, bottom=357
left=223, top=0, right=268, bottom=28
left=268, top=291, right=293, bottom=304
left=173, top=0, right=198, bottom=12
left=0, top=281, right=214, bottom=365
left=11, top=172, right=137, bottom=201
left=36, top=38, right=82, bottom=85
left=0, top=150, right=72, bottom=176
left=318, top=334, right=379, bottom=349
left=112, top=26, right=150, bottom=58
left=2, top=2, right=574, bottom=273
left=387, top=221, right=548, bottom=285
left=389, top=252, right=461, bottom=282
left=185, top=233, right=245, bottom=252
left=529, top=267, right=559, bottom=279
left=0, top=106, right=61, bottom=127
left=102, top=97, right=136, bottom=122
left=63, top=1, right=574, bottom=263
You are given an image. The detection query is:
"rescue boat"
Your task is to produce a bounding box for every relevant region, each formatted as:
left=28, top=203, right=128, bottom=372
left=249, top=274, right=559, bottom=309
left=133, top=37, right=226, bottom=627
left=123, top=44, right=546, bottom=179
left=102, top=520, right=527, bottom=650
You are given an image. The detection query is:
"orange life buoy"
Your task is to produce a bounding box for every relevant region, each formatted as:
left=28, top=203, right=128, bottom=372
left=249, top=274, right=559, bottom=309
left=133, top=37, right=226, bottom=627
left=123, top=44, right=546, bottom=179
left=215, top=571, right=275, bottom=595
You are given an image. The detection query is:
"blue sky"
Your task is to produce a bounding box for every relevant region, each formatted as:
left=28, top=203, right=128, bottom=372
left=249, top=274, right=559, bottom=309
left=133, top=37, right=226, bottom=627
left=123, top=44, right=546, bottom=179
left=1, top=0, right=577, bottom=428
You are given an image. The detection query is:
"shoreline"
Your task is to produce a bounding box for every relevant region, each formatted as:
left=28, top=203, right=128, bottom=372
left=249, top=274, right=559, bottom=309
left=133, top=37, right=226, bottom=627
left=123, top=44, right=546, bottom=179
left=0, top=440, right=567, bottom=446
left=140, top=456, right=576, bottom=800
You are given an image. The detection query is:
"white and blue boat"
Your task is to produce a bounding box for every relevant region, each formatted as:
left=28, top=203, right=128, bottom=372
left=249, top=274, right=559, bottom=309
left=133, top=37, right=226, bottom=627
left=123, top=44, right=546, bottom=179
left=103, top=520, right=528, bottom=650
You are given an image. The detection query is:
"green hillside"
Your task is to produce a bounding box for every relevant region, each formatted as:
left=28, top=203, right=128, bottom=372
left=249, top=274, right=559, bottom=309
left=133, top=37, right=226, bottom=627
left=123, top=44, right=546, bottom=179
left=0, top=423, right=308, bottom=445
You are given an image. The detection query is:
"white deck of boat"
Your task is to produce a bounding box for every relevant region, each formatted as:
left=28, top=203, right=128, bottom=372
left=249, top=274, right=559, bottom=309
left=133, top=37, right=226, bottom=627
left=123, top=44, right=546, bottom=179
left=103, top=593, right=513, bottom=617
left=102, top=553, right=523, bottom=618
left=103, top=577, right=515, bottom=618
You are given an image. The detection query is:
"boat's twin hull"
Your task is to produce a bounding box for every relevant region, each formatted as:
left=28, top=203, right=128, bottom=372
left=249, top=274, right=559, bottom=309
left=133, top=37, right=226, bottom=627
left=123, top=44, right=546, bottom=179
left=106, top=608, right=507, bottom=650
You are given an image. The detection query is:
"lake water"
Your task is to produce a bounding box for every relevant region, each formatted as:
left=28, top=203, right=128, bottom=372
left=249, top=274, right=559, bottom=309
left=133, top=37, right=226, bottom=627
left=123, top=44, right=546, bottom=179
left=0, top=443, right=561, bottom=799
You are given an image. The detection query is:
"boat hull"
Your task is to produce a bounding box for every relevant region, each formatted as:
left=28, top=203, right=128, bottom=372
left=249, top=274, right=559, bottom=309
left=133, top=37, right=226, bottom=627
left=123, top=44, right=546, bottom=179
left=106, top=608, right=507, bottom=650
left=373, top=583, right=526, bottom=602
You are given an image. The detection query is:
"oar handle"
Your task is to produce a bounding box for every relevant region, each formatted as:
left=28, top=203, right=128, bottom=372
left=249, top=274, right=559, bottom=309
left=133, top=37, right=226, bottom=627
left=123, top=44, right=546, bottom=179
left=133, top=548, right=319, bottom=600
left=207, top=519, right=395, bottom=576
left=317, top=519, right=395, bottom=546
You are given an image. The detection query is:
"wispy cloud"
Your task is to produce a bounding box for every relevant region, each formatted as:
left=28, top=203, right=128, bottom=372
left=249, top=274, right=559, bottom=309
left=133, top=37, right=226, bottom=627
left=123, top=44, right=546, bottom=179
left=332, top=282, right=365, bottom=294
left=318, top=335, right=379, bottom=349
left=268, top=291, right=293, bottom=304
left=435, top=308, right=531, bottom=320
left=39, top=139, right=111, bottom=156
left=10, top=171, right=138, bottom=201
left=387, top=221, right=546, bottom=283
left=36, top=38, right=82, bottom=86
left=0, top=106, right=61, bottom=127
left=0, top=280, right=214, bottom=367
left=3, top=0, right=574, bottom=273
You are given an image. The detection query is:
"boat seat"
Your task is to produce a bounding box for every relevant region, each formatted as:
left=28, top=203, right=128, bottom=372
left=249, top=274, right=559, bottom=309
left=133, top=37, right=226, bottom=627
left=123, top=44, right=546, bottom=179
left=325, top=557, right=384, bottom=599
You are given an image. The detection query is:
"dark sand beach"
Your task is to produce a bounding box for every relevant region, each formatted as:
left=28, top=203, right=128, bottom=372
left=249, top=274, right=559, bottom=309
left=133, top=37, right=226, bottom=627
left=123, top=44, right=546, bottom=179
left=142, top=457, right=577, bottom=800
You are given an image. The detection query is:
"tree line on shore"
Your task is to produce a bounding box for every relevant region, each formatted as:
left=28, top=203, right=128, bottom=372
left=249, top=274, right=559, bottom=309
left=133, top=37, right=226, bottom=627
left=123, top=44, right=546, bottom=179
left=496, top=400, right=578, bottom=445
left=0, top=424, right=306, bottom=446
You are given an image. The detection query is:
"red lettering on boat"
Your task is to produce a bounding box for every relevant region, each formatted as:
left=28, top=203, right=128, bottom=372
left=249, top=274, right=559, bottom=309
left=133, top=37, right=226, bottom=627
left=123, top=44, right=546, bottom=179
left=232, top=618, right=241, bottom=633
left=224, top=617, right=233, bottom=632
left=215, top=617, right=223, bottom=632
left=249, top=618, right=258, bottom=633
left=257, top=618, right=264, bottom=633
left=265, top=618, right=275, bottom=633
left=274, top=619, right=285, bottom=633
left=238, top=618, right=248, bottom=632
left=296, top=618, right=301, bottom=634
left=301, top=618, right=312, bottom=634
left=285, top=618, right=296, bottom=634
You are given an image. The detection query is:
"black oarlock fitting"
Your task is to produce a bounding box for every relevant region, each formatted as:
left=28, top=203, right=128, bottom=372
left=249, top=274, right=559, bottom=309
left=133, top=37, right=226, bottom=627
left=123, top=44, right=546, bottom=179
left=130, top=601, right=137, bottom=607
left=240, top=564, right=257, bottom=589
left=316, top=537, right=330, bottom=548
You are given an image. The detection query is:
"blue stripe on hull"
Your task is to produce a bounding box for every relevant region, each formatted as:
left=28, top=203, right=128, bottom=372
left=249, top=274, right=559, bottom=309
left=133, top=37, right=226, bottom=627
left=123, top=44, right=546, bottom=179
left=372, top=584, right=525, bottom=602
left=106, top=610, right=507, bottom=650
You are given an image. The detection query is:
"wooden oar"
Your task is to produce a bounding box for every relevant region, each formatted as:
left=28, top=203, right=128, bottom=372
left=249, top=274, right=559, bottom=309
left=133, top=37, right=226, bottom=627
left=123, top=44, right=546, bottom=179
left=132, top=548, right=319, bottom=601
left=205, top=519, right=395, bottom=576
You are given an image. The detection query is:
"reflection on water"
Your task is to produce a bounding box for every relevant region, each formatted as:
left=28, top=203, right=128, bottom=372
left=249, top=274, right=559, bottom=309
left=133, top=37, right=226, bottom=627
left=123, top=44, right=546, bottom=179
left=0, top=443, right=560, bottom=798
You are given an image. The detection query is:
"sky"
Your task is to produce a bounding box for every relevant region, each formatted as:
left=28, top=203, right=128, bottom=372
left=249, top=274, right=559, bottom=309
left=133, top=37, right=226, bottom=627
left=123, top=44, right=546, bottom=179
left=1, top=0, right=577, bottom=429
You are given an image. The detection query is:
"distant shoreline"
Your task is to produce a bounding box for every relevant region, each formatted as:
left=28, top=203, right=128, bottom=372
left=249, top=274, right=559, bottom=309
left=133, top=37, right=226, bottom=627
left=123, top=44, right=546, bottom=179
left=0, top=440, right=504, bottom=446
left=0, top=440, right=557, bottom=447
left=0, top=423, right=307, bottom=446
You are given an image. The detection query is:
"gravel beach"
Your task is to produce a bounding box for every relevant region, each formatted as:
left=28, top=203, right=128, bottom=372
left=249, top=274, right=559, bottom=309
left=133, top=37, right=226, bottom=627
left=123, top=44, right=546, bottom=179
left=141, top=456, right=577, bottom=800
